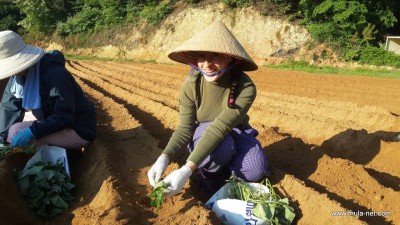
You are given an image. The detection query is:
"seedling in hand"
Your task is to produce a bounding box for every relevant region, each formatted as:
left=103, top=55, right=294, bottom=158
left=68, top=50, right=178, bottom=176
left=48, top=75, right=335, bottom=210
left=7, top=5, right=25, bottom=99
left=150, top=180, right=168, bottom=210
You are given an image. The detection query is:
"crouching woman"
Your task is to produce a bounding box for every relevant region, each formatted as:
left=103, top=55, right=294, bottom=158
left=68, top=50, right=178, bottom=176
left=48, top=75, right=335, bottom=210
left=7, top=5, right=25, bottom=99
left=147, top=20, right=269, bottom=197
left=0, top=31, right=96, bottom=150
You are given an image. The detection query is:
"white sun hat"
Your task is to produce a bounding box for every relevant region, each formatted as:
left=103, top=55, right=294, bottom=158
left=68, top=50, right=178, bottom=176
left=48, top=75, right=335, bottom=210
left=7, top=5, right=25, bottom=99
left=168, top=20, right=258, bottom=71
left=0, top=30, right=44, bottom=80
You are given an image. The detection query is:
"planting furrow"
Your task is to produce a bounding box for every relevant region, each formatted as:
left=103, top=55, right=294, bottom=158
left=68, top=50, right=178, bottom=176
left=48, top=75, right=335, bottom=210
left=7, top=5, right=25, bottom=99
left=250, top=69, right=400, bottom=115
left=67, top=61, right=179, bottom=111
left=257, top=129, right=397, bottom=225
left=73, top=61, right=180, bottom=109
left=79, top=61, right=183, bottom=91
left=270, top=167, right=367, bottom=225
left=251, top=91, right=399, bottom=144
left=104, top=61, right=188, bottom=82
left=67, top=62, right=179, bottom=148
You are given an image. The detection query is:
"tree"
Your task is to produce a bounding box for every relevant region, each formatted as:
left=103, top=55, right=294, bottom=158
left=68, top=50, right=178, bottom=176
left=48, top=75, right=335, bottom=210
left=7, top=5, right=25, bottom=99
left=0, top=0, right=22, bottom=31
left=15, top=0, right=72, bottom=34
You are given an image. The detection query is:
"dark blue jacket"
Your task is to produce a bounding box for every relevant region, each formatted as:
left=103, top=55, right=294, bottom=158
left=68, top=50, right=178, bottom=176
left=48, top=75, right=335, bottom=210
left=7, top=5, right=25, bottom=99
left=0, top=51, right=96, bottom=144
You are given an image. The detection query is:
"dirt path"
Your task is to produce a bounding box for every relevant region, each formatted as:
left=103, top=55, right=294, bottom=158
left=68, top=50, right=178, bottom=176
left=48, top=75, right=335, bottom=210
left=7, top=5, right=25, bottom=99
left=1, top=61, right=399, bottom=224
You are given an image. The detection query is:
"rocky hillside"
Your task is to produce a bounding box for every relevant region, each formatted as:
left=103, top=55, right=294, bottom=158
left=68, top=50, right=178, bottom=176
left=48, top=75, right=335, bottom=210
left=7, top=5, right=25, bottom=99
left=48, top=3, right=311, bottom=66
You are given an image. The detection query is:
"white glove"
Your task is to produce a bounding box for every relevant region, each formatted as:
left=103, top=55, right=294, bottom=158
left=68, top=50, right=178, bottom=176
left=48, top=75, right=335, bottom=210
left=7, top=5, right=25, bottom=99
left=148, top=155, right=170, bottom=187
left=163, top=165, right=192, bottom=197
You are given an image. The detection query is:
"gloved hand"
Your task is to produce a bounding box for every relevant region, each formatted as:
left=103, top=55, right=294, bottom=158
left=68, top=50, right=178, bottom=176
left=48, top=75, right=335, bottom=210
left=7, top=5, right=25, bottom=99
left=11, top=128, right=34, bottom=147
left=148, top=154, right=170, bottom=187
left=163, top=165, right=192, bottom=197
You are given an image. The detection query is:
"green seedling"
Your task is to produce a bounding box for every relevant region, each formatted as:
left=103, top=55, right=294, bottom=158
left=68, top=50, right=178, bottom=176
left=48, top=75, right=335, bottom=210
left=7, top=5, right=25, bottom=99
left=150, top=180, right=168, bottom=210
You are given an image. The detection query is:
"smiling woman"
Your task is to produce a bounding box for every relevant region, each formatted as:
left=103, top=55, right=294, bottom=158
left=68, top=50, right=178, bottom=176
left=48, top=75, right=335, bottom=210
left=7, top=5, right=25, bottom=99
left=147, top=20, right=269, bottom=200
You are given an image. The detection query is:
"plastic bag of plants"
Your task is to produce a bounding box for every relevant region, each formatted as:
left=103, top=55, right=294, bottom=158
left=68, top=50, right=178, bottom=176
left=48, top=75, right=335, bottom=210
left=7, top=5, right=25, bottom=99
left=205, top=173, right=296, bottom=225
left=17, top=146, right=74, bottom=218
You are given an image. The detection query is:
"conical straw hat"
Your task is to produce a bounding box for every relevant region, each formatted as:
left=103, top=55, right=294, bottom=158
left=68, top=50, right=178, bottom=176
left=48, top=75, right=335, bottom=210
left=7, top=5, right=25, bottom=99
left=0, top=30, right=44, bottom=80
left=168, top=20, right=257, bottom=71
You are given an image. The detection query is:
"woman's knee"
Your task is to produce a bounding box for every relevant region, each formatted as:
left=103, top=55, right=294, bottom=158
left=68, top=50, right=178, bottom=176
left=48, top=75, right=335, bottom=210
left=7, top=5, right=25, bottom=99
left=210, top=134, right=236, bottom=164
left=240, top=163, right=269, bottom=182
left=230, top=149, right=269, bottom=182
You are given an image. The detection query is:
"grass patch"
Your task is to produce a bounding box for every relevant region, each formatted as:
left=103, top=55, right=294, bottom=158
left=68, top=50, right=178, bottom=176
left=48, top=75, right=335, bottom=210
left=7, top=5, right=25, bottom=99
left=65, top=54, right=114, bottom=61
left=264, top=60, right=400, bottom=79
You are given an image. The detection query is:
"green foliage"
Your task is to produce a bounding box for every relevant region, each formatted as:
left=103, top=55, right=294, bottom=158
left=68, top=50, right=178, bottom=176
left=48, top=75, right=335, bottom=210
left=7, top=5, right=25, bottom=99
left=185, top=0, right=202, bottom=4
left=56, top=6, right=102, bottom=36
left=265, top=60, right=400, bottom=78
left=140, top=0, right=172, bottom=26
left=149, top=181, right=168, bottom=210
left=0, top=145, right=37, bottom=160
left=17, top=161, right=75, bottom=217
left=15, top=0, right=70, bottom=34
left=227, top=174, right=296, bottom=225
left=0, top=0, right=22, bottom=31
left=298, top=0, right=398, bottom=66
left=358, top=46, right=400, bottom=68
left=221, top=0, right=254, bottom=8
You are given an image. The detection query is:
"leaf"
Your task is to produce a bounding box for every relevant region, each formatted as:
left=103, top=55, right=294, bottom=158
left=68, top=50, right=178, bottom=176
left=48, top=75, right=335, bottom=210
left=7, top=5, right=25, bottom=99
left=17, top=176, right=31, bottom=193
left=27, top=185, right=42, bottom=197
left=252, top=203, right=267, bottom=219
left=64, top=182, right=75, bottom=190
left=61, top=192, right=74, bottom=202
left=28, top=190, right=44, bottom=207
left=36, top=202, right=46, bottom=217
left=150, top=186, right=165, bottom=209
left=279, top=198, right=289, bottom=205
left=51, top=184, right=62, bottom=193
left=50, top=194, right=68, bottom=209
left=41, top=170, right=56, bottom=180
left=283, top=204, right=296, bottom=223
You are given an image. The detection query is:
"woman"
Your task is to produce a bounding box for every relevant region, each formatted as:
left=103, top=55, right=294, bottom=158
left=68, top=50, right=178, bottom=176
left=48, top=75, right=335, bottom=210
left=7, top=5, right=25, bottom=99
left=148, top=20, right=269, bottom=197
left=0, top=30, right=96, bottom=150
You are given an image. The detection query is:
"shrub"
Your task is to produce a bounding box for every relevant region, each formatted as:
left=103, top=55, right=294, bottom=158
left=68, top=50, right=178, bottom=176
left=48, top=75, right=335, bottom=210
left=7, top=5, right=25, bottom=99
left=221, top=0, right=254, bottom=8
left=358, top=46, right=400, bottom=68
left=139, top=0, right=172, bottom=26
left=56, top=6, right=102, bottom=36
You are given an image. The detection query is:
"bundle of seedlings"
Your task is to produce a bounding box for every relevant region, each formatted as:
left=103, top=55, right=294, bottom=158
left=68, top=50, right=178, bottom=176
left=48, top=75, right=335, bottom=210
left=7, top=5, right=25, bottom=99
left=17, top=160, right=75, bottom=217
left=227, top=174, right=296, bottom=225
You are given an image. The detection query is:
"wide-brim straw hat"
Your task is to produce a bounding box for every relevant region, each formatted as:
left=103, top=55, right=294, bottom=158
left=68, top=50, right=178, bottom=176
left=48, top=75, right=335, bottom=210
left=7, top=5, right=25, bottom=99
left=168, top=20, right=258, bottom=71
left=0, top=30, right=44, bottom=80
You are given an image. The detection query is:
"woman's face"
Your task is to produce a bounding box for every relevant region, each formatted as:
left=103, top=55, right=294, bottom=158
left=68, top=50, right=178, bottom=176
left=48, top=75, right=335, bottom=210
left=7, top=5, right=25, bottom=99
left=197, top=52, right=232, bottom=82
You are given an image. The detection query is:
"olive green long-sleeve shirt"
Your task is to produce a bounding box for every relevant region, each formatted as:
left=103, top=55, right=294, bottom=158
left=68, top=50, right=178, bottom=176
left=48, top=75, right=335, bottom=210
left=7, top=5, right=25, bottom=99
left=162, top=70, right=256, bottom=165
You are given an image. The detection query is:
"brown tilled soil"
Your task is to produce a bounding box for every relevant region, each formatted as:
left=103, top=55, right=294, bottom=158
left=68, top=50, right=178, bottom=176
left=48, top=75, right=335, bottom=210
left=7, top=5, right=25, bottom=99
left=0, top=61, right=399, bottom=225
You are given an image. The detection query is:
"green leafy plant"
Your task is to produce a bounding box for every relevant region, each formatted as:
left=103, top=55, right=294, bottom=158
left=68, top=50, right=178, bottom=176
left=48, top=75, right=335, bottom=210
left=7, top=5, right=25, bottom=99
left=227, top=174, right=296, bottom=225
left=17, top=161, right=75, bottom=217
left=149, top=180, right=168, bottom=210
left=0, top=145, right=37, bottom=160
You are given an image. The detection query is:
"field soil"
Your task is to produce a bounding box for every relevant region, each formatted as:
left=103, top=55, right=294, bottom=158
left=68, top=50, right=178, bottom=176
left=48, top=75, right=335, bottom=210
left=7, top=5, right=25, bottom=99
left=0, top=61, right=399, bottom=225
